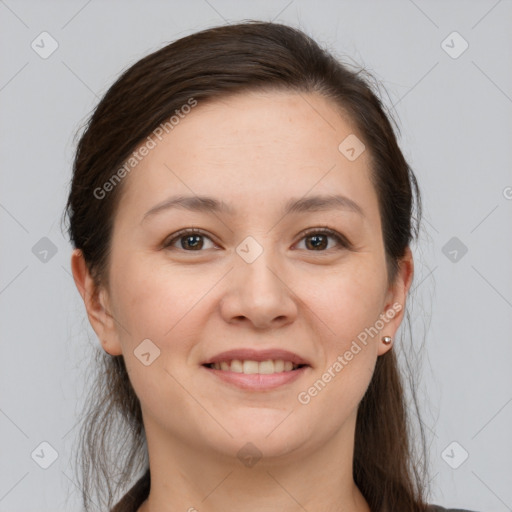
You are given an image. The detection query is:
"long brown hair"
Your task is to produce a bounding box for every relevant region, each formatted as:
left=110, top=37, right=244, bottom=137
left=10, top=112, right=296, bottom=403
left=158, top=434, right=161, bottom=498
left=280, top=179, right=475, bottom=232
left=64, top=20, right=426, bottom=511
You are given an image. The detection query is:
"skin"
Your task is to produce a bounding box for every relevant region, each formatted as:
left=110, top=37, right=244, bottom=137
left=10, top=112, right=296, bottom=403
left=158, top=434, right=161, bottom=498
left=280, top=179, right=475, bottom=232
left=71, top=90, right=413, bottom=512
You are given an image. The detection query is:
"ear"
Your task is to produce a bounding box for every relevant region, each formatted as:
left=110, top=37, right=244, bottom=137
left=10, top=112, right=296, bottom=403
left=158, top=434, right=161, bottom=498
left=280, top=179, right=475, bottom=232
left=70, top=248, right=123, bottom=356
left=377, top=246, right=414, bottom=356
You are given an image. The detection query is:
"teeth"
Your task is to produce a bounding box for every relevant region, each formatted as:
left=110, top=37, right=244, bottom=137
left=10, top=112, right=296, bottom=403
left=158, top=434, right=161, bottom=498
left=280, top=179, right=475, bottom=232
left=258, top=360, right=274, bottom=374
left=209, top=359, right=302, bottom=374
left=230, top=359, right=243, bottom=373
left=273, top=359, right=284, bottom=372
left=243, top=360, right=259, bottom=374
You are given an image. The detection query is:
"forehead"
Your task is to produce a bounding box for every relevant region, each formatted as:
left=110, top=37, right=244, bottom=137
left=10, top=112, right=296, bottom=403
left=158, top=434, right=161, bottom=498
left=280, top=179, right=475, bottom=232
left=116, top=90, right=379, bottom=225
left=163, top=90, right=360, bottom=166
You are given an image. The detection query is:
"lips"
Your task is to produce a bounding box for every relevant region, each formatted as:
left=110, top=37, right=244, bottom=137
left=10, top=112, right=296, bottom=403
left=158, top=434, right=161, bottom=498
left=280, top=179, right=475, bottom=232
left=201, top=348, right=312, bottom=390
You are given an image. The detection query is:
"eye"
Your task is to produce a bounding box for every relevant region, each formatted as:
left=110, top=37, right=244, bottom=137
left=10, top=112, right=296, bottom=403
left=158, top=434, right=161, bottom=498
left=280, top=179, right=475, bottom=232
left=295, top=227, right=351, bottom=251
left=163, top=227, right=352, bottom=253
left=163, top=228, right=217, bottom=251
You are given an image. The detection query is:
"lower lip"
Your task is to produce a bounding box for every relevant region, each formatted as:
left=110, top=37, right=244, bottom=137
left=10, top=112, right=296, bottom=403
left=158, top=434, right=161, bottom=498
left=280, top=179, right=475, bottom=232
left=202, top=365, right=309, bottom=390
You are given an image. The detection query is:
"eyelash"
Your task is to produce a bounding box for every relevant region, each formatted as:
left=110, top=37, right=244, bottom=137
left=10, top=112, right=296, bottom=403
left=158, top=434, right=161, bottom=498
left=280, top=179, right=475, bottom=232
left=162, top=227, right=352, bottom=253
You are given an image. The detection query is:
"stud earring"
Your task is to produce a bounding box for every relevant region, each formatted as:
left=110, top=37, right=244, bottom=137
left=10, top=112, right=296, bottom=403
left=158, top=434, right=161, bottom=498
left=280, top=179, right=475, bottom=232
left=382, top=336, right=392, bottom=345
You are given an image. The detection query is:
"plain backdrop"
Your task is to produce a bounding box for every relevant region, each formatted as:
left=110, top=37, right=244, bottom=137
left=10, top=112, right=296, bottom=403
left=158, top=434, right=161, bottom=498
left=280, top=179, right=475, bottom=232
left=1, top=1, right=511, bottom=511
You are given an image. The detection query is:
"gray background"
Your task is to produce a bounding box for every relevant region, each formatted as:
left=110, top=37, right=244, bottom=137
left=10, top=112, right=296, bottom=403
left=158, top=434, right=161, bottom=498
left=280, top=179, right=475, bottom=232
left=1, top=0, right=511, bottom=510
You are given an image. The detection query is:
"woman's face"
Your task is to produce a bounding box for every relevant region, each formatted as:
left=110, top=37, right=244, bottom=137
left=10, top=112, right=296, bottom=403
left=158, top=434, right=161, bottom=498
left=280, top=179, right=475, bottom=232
left=75, top=90, right=412, bottom=463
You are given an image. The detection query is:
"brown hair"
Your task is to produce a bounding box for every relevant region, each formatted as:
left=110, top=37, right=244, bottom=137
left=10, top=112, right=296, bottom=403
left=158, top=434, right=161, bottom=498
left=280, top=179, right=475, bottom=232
left=64, top=20, right=426, bottom=512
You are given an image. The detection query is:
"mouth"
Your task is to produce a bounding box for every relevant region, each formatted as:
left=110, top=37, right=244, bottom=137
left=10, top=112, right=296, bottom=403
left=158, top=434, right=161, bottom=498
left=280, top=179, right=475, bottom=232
left=202, top=359, right=309, bottom=374
left=201, top=350, right=311, bottom=391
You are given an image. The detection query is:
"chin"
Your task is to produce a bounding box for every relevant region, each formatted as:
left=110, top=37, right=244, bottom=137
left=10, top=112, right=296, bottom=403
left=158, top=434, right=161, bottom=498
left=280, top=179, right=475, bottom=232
left=213, top=413, right=309, bottom=456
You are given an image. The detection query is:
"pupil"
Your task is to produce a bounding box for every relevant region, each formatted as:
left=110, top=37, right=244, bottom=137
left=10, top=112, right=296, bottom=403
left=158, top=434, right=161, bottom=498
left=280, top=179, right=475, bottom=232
left=307, top=234, right=327, bottom=250
left=183, top=235, right=202, bottom=250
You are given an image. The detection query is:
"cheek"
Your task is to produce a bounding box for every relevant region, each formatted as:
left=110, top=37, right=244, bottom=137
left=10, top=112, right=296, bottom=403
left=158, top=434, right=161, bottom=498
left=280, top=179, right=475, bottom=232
left=108, top=251, right=220, bottom=391
left=110, top=249, right=205, bottom=341
left=294, top=268, right=384, bottom=429
left=108, top=254, right=210, bottom=421
left=300, top=258, right=388, bottom=347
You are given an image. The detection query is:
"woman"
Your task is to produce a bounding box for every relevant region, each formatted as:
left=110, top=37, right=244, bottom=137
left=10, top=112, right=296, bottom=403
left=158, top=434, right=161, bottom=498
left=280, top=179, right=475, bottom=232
left=65, top=21, right=476, bottom=512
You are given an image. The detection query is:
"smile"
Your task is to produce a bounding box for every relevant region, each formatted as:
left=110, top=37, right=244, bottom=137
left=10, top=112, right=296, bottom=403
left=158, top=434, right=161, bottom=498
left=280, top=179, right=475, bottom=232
left=203, top=359, right=306, bottom=374
left=202, top=360, right=310, bottom=391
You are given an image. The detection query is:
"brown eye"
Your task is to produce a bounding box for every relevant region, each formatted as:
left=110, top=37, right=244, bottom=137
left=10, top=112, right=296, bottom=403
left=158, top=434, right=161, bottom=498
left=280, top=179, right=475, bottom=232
left=164, top=229, right=216, bottom=251
left=179, top=234, right=204, bottom=250
left=297, top=228, right=350, bottom=251
left=305, top=234, right=329, bottom=250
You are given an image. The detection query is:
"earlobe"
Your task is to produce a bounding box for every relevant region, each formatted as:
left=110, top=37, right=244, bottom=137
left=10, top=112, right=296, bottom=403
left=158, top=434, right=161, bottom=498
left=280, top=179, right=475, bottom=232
left=70, top=249, right=123, bottom=356
left=377, top=335, right=393, bottom=356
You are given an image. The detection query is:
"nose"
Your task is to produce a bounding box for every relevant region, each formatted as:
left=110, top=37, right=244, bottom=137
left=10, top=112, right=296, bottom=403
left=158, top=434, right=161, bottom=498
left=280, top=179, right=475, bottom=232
left=219, top=248, right=298, bottom=330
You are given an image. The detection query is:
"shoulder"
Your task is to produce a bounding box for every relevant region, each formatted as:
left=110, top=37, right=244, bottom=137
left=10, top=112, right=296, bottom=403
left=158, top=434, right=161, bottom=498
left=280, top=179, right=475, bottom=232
left=427, top=505, right=479, bottom=512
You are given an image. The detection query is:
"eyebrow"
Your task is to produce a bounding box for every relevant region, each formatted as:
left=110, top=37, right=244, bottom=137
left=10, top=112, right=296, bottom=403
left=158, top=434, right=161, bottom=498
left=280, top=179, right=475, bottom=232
left=142, top=193, right=364, bottom=222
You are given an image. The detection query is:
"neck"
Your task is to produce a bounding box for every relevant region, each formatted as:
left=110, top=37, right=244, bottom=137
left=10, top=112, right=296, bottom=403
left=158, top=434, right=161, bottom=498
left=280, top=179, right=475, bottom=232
left=137, top=413, right=370, bottom=512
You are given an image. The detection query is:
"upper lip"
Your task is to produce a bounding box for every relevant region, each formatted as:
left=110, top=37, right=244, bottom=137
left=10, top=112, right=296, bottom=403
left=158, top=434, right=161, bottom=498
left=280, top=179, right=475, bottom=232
left=202, top=348, right=311, bottom=366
